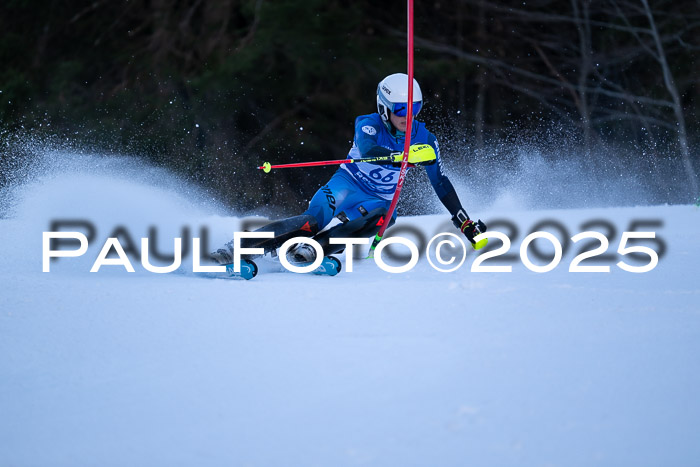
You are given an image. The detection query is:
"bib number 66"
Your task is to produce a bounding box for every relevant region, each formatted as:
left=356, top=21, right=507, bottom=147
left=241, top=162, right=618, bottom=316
left=369, top=168, right=395, bottom=183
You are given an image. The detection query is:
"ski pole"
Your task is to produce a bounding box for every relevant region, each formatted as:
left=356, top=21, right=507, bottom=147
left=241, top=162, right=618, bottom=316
left=258, top=155, right=398, bottom=173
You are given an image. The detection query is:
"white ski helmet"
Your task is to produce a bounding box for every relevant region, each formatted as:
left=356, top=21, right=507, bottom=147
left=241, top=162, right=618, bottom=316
left=376, top=73, right=423, bottom=125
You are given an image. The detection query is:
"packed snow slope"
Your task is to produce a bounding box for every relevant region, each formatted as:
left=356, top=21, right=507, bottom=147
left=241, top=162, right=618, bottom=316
left=1, top=156, right=699, bottom=467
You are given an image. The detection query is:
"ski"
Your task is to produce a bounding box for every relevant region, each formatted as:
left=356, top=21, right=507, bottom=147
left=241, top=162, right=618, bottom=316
left=290, top=255, right=342, bottom=277
left=213, top=255, right=341, bottom=280
left=222, top=258, right=259, bottom=280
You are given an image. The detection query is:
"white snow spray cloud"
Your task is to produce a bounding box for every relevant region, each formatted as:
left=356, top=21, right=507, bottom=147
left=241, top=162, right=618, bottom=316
left=0, top=131, right=239, bottom=273
left=0, top=131, right=227, bottom=219
left=401, top=122, right=695, bottom=215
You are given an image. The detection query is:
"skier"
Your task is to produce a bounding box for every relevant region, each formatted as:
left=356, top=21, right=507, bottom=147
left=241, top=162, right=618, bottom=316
left=211, top=72, right=487, bottom=265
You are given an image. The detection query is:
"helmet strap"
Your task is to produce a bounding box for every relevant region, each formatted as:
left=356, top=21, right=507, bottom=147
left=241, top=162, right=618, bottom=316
left=382, top=113, right=397, bottom=134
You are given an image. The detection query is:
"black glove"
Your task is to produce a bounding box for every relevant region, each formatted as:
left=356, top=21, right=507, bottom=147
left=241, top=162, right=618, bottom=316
left=452, top=211, right=488, bottom=249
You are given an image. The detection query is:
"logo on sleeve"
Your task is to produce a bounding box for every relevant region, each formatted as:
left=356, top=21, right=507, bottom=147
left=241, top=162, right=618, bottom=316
left=362, top=125, right=377, bottom=136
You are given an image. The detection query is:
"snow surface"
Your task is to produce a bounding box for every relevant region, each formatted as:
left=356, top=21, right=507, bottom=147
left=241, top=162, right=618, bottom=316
left=1, top=155, right=700, bottom=466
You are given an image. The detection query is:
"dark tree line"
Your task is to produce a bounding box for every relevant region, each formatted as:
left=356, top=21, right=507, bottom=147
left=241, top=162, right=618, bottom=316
left=1, top=0, right=698, bottom=212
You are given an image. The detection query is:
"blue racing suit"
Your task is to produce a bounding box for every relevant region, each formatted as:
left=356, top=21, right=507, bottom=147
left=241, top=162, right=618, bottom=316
left=303, top=113, right=464, bottom=229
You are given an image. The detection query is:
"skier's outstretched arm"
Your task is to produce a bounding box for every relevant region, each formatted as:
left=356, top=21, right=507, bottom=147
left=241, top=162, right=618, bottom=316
left=424, top=138, right=487, bottom=248
left=353, top=117, right=397, bottom=162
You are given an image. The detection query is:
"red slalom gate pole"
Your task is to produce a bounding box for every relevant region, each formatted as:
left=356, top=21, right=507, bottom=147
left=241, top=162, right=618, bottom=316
left=368, top=0, right=414, bottom=258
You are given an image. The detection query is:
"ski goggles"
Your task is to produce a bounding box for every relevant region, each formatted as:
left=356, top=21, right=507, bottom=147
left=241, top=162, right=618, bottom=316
left=391, top=100, right=423, bottom=117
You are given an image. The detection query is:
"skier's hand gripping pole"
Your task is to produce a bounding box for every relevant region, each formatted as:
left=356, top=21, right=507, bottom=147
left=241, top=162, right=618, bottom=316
left=454, top=216, right=488, bottom=250
left=391, top=144, right=436, bottom=167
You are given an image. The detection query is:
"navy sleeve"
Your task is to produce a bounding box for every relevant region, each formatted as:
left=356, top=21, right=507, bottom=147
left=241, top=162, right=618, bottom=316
left=354, top=116, right=395, bottom=160
left=424, top=134, right=468, bottom=218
